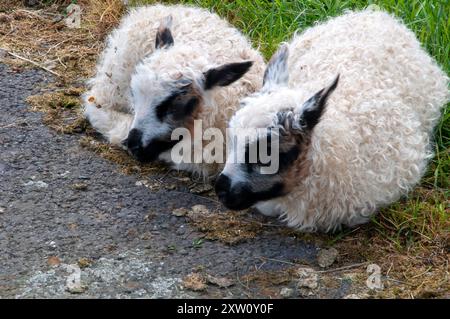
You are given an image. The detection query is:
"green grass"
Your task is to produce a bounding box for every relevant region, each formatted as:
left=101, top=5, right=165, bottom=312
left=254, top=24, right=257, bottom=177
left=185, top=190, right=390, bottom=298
left=131, top=0, right=449, bottom=247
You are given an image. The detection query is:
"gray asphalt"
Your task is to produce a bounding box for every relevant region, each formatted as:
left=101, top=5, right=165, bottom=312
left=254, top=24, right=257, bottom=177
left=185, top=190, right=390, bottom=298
left=0, top=63, right=352, bottom=298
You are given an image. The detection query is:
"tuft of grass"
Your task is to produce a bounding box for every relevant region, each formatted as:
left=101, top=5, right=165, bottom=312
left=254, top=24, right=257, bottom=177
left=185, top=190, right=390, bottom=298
left=26, top=89, right=89, bottom=134
left=81, top=0, right=126, bottom=39
left=374, top=187, right=449, bottom=249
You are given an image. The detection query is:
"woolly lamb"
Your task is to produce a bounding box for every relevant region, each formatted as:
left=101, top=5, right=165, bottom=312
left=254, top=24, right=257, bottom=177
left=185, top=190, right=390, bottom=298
left=215, top=10, right=449, bottom=232
left=83, top=4, right=265, bottom=176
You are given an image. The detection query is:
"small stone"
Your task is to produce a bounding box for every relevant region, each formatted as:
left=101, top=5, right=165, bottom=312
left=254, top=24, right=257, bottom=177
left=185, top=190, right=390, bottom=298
left=182, top=273, right=207, bottom=291
left=296, top=267, right=319, bottom=290
left=280, top=287, right=294, bottom=298
left=205, top=274, right=234, bottom=288
left=24, top=180, right=48, bottom=188
left=47, top=256, right=61, bottom=267
left=317, top=247, right=339, bottom=268
left=135, top=180, right=145, bottom=186
left=47, top=241, right=57, bottom=249
left=65, top=264, right=86, bottom=294
left=72, top=183, right=88, bottom=191
left=77, top=258, right=92, bottom=269
left=190, top=204, right=210, bottom=215
left=64, top=4, right=81, bottom=29
left=66, top=282, right=86, bottom=294
left=60, top=171, right=70, bottom=177
left=0, top=207, right=4, bottom=214
left=172, top=207, right=189, bottom=217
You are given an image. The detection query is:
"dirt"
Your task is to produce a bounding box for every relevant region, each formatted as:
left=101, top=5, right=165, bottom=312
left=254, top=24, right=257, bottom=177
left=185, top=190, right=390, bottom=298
left=0, top=63, right=374, bottom=298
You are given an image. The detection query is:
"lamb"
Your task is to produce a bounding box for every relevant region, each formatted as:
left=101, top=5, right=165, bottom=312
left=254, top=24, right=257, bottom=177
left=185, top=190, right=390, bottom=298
left=83, top=4, right=265, bottom=177
left=215, top=10, right=449, bottom=232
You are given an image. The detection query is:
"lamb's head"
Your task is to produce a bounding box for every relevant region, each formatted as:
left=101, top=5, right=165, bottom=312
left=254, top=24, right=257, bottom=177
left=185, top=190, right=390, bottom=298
left=215, top=45, right=339, bottom=210
left=124, top=15, right=253, bottom=162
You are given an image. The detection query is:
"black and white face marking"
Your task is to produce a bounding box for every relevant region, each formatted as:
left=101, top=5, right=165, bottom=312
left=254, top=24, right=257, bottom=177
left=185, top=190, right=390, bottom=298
left=125, top=84, right=198, bottom=162
left=124, top=15, right=254, bottom=164
left=216, top=44, right=340, bottom=210
left=156, top=86, right=199, bottom=122
left=215, top=131, right=300, bottom=210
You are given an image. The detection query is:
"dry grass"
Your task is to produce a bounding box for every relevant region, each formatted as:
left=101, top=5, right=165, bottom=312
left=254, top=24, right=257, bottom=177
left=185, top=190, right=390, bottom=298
left=0, top=0, right=124, bottom=84
left=26, top=88, right=89, bottom=133
left=186, top=206, right=264, bottom=245
left=79, top=135, right=168, bottom=176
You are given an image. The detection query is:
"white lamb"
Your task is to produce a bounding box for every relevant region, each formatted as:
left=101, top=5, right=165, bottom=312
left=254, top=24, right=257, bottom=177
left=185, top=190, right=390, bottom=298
left=83, top=4, right=265, bottom=177
left=215, top=10, right=449, bottom=232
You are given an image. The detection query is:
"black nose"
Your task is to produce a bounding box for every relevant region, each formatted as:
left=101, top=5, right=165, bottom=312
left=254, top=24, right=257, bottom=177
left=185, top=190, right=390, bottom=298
left=215, top=174, right=253, bottom=210
left=215, top=174, right=231, bottom=200
left=126, top=128, right=143, bottom=156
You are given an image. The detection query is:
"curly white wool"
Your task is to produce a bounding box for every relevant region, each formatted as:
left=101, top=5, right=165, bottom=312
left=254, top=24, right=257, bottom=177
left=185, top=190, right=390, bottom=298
left=233, top=10, right=449, bottom=231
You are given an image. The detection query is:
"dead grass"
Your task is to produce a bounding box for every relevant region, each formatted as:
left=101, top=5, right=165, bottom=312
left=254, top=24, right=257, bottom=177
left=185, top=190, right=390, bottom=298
left=186, top=206, right=264, bottom=245
left=26, top=88, right=89, bottom=133
left=0, top=0, right=124, bottom=84
left=79, top=135, right=168, bottom=176
left=81, top=0, right=125, bottom=39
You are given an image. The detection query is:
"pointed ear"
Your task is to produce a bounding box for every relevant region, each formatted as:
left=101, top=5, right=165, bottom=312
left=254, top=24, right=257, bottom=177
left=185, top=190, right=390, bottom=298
left=155, top=15, right=174, bottom=49
left=263, top=44, right=289, bottom=90
left=299, top=74, right=340, bottom=130
left=203, top=61, right=253, bottom=90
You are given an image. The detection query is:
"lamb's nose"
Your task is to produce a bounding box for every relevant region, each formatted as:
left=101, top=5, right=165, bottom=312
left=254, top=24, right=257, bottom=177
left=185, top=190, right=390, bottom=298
left=126, top=128, right=143, bottom=153
left=215, top=174, right=231, bottom=199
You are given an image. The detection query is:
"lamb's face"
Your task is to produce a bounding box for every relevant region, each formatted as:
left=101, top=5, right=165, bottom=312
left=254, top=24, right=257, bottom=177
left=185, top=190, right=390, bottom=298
left=215, top=45, right=339, bottom=210
left=123, top=15, right=253, bottom=163
left=127, top=66, right=202, bottom=162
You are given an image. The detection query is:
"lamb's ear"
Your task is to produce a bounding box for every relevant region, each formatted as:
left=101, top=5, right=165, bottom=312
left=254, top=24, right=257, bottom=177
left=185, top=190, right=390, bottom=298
left=298, top=74, right=340, bottom=130
left=263, top=44, right=289, bottom=90
left=155, top=15, right=174, bottom=49
left=203, top=61, right=253, bottom=90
